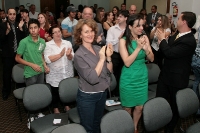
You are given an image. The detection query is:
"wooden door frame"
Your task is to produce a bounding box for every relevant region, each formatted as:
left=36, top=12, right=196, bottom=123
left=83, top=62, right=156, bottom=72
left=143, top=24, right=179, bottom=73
left=2, top=0, right=5, bottom=10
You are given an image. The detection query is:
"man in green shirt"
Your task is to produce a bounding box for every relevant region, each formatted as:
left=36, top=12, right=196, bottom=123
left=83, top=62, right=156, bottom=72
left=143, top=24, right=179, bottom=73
left=15, top=19, right=49, bottom=86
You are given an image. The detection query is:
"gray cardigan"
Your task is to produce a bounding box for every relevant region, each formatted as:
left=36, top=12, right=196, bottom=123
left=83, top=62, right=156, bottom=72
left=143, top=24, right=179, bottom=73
left=74, top=45, right=111, bottom=92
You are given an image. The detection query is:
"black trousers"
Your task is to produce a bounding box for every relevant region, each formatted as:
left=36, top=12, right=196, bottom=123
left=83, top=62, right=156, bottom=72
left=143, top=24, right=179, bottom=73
left=2, top=56, right=16, bottom=95
left=151, top=47, right=164, bottom=70
left=51, top=86, right=69, bottom=108
left=111, top=52, right=123, bottom=97
left=156, top=79, right=182, bottom=131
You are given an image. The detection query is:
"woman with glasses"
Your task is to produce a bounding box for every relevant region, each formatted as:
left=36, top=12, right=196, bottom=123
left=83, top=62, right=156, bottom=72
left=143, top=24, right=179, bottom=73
left=44, top=25, right=74, bottom=113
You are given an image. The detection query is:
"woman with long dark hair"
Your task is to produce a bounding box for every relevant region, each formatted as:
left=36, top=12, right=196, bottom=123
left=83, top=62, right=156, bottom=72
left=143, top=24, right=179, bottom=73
left=119, top=14, right=154, bottom=133
left=102, top=11, right=114, bottom=38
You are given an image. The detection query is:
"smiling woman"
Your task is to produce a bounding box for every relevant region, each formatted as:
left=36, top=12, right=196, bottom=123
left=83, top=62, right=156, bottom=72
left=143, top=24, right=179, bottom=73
left=73, top=19, right=113, bottom=133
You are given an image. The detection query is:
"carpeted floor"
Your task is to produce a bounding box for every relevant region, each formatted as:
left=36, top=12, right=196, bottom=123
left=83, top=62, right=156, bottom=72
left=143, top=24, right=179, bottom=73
left=0, top=56, right=199, bottom=132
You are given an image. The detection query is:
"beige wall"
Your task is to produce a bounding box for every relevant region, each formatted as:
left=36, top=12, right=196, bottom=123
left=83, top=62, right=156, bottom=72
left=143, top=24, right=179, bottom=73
left=109, top=0, right=123, bottom=11
left=146, top=0, right=167, bottom=15
left=126, top=0, right=143, bottom=13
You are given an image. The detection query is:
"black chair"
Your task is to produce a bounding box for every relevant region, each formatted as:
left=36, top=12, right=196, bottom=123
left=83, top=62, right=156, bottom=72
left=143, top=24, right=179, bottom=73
left=146, top=63, right=160, bottom=99
left=59, top=77, right=80, bottom=123
left=51, top=123, right=86, bottom=133
left=176, top=88, right=200, bottom=133
left=143, top=97, right=172, bottom=132
left=100, top=110, right=134, bottom=133
left=12, top=64, right=25, bottom=121
left=23, top=84, right=59, bottom=133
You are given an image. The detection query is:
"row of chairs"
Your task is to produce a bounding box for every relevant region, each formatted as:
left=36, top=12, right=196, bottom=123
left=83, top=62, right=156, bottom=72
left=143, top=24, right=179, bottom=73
left=12, top=63, right=200, bottom=132
left=51, top=88, right=200, bottom=133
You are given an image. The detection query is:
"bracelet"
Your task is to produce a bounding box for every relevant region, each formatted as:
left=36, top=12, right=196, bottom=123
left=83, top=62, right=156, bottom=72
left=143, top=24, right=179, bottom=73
left=146, top=51, right=150, bottom=55
left=106, top=60, right=112, bottom=63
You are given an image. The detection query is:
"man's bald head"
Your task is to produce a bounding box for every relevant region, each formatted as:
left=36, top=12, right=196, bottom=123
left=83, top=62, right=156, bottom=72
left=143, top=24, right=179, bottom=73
left=129, top=5, right=137, bottom=16
left=82, top=7, right=93, bottom=19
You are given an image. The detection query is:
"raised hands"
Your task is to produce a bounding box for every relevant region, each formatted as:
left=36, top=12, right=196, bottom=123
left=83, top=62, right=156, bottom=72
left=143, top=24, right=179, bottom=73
left=99, top=46, right=106, bottom=61
left=106, top=44, right=113, bottom=57
left=18, top=20, right=24, bottom=31
left=60, top=47, right=66, bottom=57
left=97, top=33, right=103, bottom=43
left=136, top=36, right=145, bottom=49
left=155, top=28, right=166, bottom=43
left=66, top=48, right=72, bottom=56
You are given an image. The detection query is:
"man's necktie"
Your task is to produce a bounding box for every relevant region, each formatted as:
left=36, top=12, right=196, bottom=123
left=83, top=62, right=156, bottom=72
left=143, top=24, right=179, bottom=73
left=11, top=23, right=17, bottom=52
left=175, top=34, right=179, bottom=40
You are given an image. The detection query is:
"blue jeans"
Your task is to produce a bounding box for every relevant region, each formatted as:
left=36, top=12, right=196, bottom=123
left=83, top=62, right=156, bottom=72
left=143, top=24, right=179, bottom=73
left=77, top=89, right=107, bottom=133
left=25, top=73, right=44, bottom=86
left=191, top=55, right=200, bottom=100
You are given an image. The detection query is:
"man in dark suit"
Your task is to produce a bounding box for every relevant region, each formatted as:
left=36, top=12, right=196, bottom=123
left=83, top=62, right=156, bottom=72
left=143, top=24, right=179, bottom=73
left=156, top=11, right=196, bottom=133
left=147, top=5, right=162, bottom=32
left=0, top=9, right=7, bottom=23
left=0, top=8, right=23, bottom=100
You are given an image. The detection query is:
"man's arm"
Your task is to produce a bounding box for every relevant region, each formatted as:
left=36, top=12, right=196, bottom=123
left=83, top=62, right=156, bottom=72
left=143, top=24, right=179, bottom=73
left=62, top=29, right=72, bottom=38
left=61, top=22, right=72, bottom=38
left=15, top=54, right=42, bottom=72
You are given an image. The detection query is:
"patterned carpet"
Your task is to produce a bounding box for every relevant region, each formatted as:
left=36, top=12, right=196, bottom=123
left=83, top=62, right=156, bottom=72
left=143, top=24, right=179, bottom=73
left=0, top=56, right=199, bottom=132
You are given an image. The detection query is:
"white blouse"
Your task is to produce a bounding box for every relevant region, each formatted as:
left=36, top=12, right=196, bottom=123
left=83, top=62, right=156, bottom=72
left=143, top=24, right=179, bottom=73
left=151, top=27, right=171, bottom=51
left=44, top=39, right=74, bottom=87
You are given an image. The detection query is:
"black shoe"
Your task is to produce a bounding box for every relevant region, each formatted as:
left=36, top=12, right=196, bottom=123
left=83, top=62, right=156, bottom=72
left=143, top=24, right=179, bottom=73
left=2, top=94, right=8, bottom=101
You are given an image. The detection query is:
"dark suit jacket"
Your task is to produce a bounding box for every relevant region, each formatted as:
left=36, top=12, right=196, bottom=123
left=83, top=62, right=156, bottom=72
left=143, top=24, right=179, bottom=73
left=0, top=21, right=23, bottom=57
left=147, top=12, right=162, bottom=27
left=74, top=45, right=111, bottom=92
left=159, top=32, right=196, bottom=88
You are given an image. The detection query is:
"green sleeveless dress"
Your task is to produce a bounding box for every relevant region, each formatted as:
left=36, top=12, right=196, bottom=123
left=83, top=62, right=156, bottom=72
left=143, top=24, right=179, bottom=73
left=119, top=40, right=148, bottom=107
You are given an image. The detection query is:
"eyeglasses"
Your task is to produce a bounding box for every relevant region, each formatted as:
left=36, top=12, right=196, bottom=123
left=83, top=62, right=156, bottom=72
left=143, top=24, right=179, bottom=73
left=52, top=31, right=61, bottom=34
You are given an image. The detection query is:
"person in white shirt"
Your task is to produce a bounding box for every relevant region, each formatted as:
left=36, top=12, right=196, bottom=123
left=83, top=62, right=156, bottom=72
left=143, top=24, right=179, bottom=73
left=106, top=10, right=128, bottom=96
left=44, top=25, right=74, bottom=113
left=29, top=4, right=39, bottom=19
left=150, top=15, right=171, bottom=69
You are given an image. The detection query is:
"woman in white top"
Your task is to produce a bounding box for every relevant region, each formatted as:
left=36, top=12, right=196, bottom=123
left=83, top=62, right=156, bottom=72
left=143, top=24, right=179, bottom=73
left=44, top=25, right=74, bottom=113
left=150, top=15, right=171, bottom=69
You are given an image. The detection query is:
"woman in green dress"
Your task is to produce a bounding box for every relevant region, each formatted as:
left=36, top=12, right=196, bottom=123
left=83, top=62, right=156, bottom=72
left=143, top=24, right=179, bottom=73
left=119, top=14, right=154, bottom=132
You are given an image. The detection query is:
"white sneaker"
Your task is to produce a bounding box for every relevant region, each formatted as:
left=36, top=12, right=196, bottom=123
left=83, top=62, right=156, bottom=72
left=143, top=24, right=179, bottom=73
left=37, top=113, right=45, bottom=118
left=27, top=117, right=34, bottom=129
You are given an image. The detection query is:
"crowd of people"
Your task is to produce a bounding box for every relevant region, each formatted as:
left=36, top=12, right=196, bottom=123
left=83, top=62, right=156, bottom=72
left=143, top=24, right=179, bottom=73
left=0, top=2, right=199, bottom=133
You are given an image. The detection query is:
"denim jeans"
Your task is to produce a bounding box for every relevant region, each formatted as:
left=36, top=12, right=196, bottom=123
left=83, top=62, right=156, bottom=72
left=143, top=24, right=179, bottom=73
left=192, top=55, right=200, bottom=114
left=191, top=55, right=200, bottom=100
left=77, top=89, right=107, bottom=133
left=25, top=73, right=44, bottom=86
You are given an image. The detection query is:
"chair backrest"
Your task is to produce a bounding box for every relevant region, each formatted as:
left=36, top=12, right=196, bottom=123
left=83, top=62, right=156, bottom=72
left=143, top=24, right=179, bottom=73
left=146, top=63, right=160, bottom=84
left=12, top=64, right=25, bottom=83
left=59, top=77, right=79, bottom=103
left=176, top=88, right=200, bottom=118
left=110, top=73, right=117, bottom=92
left=100, top=110, right=134, bottom=133
left=23, top=84, right=52, bottom=112
left=143, top=97, right=172, bottom=132
left=51, top=124, right=86, bottom=133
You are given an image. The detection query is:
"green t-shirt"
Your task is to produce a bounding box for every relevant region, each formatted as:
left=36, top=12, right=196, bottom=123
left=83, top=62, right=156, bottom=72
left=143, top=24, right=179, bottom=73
left=17, top=35, right=46, bottom=78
